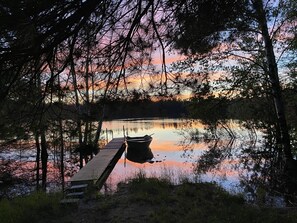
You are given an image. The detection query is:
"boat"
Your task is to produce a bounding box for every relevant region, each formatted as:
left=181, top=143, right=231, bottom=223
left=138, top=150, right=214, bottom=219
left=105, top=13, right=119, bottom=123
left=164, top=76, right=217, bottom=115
left=126, top=135, right=153, bottom=148
left=126, top=135, right=154, bottom=163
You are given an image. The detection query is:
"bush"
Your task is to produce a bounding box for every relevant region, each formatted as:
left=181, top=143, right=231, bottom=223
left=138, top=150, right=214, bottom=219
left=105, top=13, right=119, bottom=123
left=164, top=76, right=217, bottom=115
left=0, top=192, right=64, bottom=223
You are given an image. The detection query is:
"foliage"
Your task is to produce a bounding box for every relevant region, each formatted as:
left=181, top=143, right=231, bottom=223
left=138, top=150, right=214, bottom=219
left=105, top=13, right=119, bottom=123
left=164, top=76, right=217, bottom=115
left=70, top=177, right=297, bottom=222
left=188, top=96, right=228, bottom=121
left=2, top=176, right=297, bottom=222
left=166, top=0, right=250, bottom=54
left=0, top=192, right=64, bottom=223
left=0, top=0, right=176, bottom=192
left=1, top=0, right=297, bottom=204
left=128, top=176, right=173, bottom=205
left=166, top=0, right=296, bottom=100
left=166, top=0, right=297, bottom=160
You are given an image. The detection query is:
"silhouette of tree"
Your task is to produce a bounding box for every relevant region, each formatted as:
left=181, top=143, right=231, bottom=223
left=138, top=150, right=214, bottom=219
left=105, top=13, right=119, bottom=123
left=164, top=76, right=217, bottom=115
left=166, top=0, right=297, bottom=161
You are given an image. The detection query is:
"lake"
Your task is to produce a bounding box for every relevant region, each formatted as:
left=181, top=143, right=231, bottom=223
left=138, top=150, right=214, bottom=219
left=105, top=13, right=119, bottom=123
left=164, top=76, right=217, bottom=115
left=101, top=118, right=261, bottom=195
left=0, top=117, right=289, bottom=206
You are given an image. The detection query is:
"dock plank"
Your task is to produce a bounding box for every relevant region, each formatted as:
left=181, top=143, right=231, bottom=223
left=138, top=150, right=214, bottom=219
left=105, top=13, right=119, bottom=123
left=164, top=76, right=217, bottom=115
left=70, top=138, right=125, bottom=185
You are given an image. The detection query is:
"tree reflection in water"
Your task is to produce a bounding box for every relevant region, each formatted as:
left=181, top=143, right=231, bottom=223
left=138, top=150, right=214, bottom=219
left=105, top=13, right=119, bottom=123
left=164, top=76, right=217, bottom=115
left=179, top=119, right=297, bottom=207
left=2, top=118, right=297, bottom=205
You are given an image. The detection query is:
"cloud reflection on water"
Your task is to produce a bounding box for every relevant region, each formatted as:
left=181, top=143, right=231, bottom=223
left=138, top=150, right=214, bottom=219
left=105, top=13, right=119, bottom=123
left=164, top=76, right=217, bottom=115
left=104, top=118, right=247, bottom=193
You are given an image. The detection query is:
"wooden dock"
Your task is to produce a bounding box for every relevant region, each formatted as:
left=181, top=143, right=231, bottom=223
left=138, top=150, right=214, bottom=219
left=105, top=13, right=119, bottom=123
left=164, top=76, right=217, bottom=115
left=69, top=137, right=126, bottom=189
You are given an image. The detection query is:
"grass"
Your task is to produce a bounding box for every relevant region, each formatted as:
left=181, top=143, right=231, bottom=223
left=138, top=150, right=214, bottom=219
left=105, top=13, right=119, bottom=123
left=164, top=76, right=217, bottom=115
left=105, top=171, right=297, bottom=223
left=0, top=191, right=65, bottom=223
left=1, top=172, right=297, bottom=223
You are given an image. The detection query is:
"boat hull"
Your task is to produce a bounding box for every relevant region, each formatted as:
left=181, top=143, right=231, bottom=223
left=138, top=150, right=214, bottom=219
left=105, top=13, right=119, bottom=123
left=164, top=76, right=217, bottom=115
left=126, top=135, right=154, bottom=163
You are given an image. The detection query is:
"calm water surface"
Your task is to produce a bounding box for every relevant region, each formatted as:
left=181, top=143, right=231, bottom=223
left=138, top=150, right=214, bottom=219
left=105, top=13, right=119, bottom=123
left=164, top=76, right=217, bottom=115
left=1, top=118, right=272, bottom=202
left=101, top=118, right=257, bottom=193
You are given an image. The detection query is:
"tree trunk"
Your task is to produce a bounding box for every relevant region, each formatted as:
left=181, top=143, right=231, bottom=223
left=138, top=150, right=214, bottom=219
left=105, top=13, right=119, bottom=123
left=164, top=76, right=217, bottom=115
left=40, top=128, right=48, bottom=191
left=57, top=74, right=65, bottom=191
left=253, top=0, right=293, bottom=160
left=58, top=119, right=65, bottom=191
left=34, top=131, right=40, bottom=191
left=94, top=104, right=106, bottom=146
left=70, top=54, right=84, bottom=168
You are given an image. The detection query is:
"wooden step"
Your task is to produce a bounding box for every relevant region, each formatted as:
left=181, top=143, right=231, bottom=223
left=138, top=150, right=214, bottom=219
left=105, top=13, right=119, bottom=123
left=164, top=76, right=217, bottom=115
left=66, top=192, right=84, bottom=198
left=60, top=198, right=80, bottom=204
left=67, top=184, right=88, bottom=191
left=70, top=184, right=88, bottom=190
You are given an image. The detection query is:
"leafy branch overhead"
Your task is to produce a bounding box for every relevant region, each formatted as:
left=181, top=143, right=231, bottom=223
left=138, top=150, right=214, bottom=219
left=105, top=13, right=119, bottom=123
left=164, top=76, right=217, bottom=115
left=1, top=0, right=297, bottom=162
left=167, top=0, right=251, bottom=54
left=166, top=0, right=297, bottom=161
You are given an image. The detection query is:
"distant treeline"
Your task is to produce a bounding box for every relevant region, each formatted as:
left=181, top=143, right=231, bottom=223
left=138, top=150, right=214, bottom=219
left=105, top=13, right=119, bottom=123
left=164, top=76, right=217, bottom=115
left=187, top=88, right=297, bottom=125
left=49, top=99, right=189, bottom=121
left=102, top=99, right=188, bottom=119
left=48, top=88, right=297, bottom=123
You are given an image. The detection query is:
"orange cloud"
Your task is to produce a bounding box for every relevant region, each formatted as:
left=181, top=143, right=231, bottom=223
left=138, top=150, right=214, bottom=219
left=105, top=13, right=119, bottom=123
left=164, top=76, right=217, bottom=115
left=152, top=51, right=186, bottom=65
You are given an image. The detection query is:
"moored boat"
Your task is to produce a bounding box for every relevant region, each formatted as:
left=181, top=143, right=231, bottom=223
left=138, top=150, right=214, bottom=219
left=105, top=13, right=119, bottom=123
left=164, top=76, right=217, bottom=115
left=126, top=135, right=154, bottom=163
left=126, top=135, right=153, bottom=148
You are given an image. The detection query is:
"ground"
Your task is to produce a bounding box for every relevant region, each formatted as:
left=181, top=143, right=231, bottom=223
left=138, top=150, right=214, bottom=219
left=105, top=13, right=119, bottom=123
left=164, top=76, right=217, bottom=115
left=58, top=183, right=162, bottom=223
left=53, top=178, right=297, bottom=223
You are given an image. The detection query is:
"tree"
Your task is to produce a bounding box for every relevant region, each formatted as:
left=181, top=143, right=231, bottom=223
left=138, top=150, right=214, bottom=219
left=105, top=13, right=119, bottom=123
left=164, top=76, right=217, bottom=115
left=0, top=0, right=105, bottom=102
left=166, top=0, right=297, bottom=161
left=1, top=0, right=173, bottom=191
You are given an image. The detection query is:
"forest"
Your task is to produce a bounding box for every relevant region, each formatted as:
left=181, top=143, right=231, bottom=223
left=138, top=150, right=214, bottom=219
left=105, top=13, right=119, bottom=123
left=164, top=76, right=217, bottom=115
left=1, top=0, right=297, bottom=207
